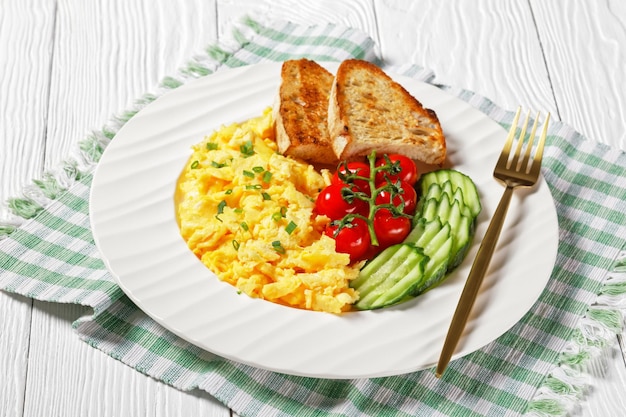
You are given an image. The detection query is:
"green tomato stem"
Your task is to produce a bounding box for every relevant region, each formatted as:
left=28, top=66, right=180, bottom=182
left=338, top=150, right=415, bottom=248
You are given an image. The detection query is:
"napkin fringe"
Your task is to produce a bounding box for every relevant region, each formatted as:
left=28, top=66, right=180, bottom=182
left=526, top=251, right=626, bottom=417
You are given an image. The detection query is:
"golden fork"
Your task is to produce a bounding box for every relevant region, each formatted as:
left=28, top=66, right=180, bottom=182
left=435, top=107, right=551, bottom=378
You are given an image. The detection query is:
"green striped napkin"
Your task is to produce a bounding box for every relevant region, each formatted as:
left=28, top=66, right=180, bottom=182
left=2, top=16, right=626, bottom=417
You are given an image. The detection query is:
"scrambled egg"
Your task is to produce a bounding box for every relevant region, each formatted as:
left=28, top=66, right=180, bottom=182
left=177, top=108, right=360, bottom=313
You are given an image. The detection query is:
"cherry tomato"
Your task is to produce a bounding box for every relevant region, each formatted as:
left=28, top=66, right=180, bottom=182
left=375, top=154, right=419, bottom=186
left=372, top=209, right=412, bottom=250
left=361, top=243, right=384, bottom=260
left=375, top=181, right=418, bottom=215
left=315, top=183, right=368, bottom=220
left=324, top=218, right=371, bottom=262
left=332, top=161, right=371, bottom=195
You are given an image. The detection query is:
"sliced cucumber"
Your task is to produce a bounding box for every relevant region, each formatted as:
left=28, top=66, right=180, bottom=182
left=436, top=194, right=456, bottom=224
left=440, top=181, right=453, bottom=199
left=418, top=192, right=474, bottom=273
left=422, top=221, right=451, bottom=256
left=419, top=198, right=438, bottom=223
left=416, top=224, right=453, bottom=294
left=350, top=244, right=404, bottom=293
left=449, top=214, right=473, bottom=270
left=420, top=194, right=461, bottom=226
left=404, top=217, right=440, bottom=245
left=355, top=244, right=402, bottom=278
left=402, top=218, right=453, bottom=295
left=352, top=244, right=427, bottom=310
left=414, top=234, right=453, bottom=294
left=419, top=181, right=473, bottom=220
left=419, top=170, right=481, bottom=218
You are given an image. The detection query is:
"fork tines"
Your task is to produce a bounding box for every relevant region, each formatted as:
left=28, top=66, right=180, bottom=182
left=497, top=107, right=550, bottom=183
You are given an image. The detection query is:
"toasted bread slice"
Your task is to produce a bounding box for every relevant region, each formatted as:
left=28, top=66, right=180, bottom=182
left=273, top=59, right=338, bottom=165
left=328, top=60, right=446, bottom=165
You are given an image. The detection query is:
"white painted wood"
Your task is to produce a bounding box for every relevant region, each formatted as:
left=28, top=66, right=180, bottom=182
left=217, top=0, right=379, bottom=45
left=0, top=0, right=55, bottom=205
left=44, top=0, right=221, bottom=172
left=374, top=0, right=557, bottom=116
left=531, top=0, right=626, bottom=148
left=0, top=293, right=31, bottom=417
left=1, top=1, right=625, bottom=416
left=0, top=1, right=55, bottom=417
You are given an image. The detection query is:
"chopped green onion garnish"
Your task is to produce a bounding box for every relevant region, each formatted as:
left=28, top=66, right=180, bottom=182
left=272, top=240, right=286, bottom=254
left=243, top=170, right=255, bottom=178
left=225, top=189, right=233, bottom=195
left=272, top=207, right=287, bottom=222
left=240, top=140, right=255, bottom=157
left=262, top=171, right=273, bottom=183
left=234, top=208, right=244, bottom=214
left=261, top=192, right=271, bottom=201
left=232, top=240, right=240, bottom=250
left=240, top=222, right=249, bottom=232
left=285, top=221, right=297, bottom=235
left=190, top=160, right=200, bottom=169
left=211, top=161, right=227, bottom=168
left=252, top=166, right=265, bottom=173
left=206, top=142, right=218, bottom=150
left=217, top=200, right=226, bottom=214
left=245, top=184, right=262, bottom=190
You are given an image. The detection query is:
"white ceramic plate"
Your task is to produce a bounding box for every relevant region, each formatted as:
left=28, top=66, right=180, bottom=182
left=90, top=62, right=558, bottom=379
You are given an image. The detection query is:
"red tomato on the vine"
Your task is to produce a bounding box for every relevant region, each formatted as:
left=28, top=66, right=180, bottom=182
left=319, top=153, right=420, bottom=263
left=372, top=209, right=412, bottom=250
left=324, top=218, right=371, bottom=261
left=315, top=183, right=368, bottom=220
left=331, top=161, right=371, bottom=195
left=375, top=154, right=419, bottom=186
left=375, top=181, right=418, bottom=215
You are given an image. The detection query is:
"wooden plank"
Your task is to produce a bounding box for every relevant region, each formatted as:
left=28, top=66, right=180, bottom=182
left=0, top=0, right=55, bottom=204
left=531, top=0, right=626, bottom=148
left=43, top=0, right=221, bottom=171
left=0, top=293, right=32, bottom=417
left=0, top=1, right=56, bottom=416
left=217, top=0, right=379, bottom=45
left=374, top=0, right=556, bottom=115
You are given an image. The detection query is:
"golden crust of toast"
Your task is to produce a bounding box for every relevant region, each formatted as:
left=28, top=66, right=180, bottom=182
left=328, top=59, right=446, bottom=165
left=273, top=59, right=338, bottom=164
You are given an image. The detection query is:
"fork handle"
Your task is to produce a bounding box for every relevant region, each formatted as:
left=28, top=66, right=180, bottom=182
left=435, top=185, right=514, bottom=378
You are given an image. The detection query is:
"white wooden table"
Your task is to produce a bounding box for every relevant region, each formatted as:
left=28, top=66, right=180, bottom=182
left=2, top=1, right=625, bottom=416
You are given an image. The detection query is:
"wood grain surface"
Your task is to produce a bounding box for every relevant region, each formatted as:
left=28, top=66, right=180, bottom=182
left=1, top=1, right=625, bottom=416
